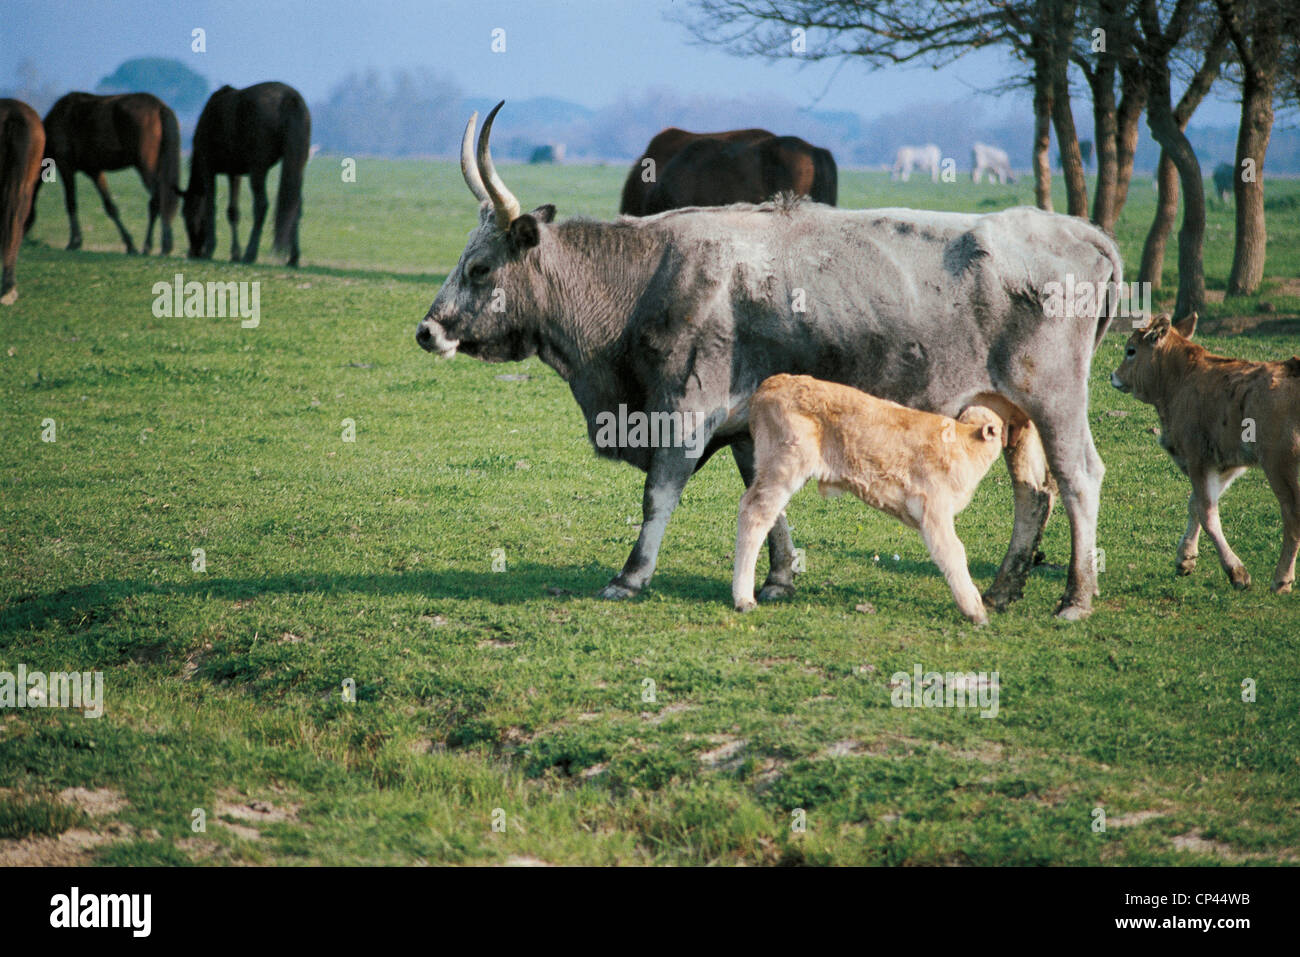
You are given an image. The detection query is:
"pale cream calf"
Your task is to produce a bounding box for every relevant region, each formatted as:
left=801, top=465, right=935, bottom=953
left=734, top=374, right=1004, bottom=623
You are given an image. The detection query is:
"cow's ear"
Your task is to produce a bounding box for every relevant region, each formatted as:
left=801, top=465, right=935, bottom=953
left=530, top=204, right=556, bottom=224
left=508, top=213, right=541, bottom=252
left=1172, top=310, right=1198, bottom=339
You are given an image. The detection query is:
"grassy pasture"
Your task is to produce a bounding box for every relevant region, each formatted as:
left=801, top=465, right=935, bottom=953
left=1, top=157, right=1298, bottom=865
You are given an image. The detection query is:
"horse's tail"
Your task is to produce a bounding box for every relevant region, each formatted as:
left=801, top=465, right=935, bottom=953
left=273, top=94, right=310, bottom=260
left=158, top=105, right=181, bottom=222
left=2, top=108, right=39, bottom=268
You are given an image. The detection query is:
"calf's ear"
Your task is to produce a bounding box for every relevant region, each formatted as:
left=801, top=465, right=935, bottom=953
left=1172, top=311, right=1198, bottom=339
left=1141, top=313, right=1171, bottom=342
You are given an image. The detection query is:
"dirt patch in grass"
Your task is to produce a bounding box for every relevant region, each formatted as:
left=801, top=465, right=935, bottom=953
left=214, top=792, right=301, bottom=842
left=0, top=787, right=132, bottom=866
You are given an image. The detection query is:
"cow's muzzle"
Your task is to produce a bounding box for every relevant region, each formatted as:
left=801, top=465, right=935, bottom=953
left=416, top=317, right=460, bottom=358
left=1109, top=372, right=1130, bottom=393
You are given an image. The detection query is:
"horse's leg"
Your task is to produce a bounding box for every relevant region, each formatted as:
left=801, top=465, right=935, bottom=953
left=227, top=175, right=242, bottom=262
left=92, top=172, right=136, bottom=254
left=59, top=163, right=82, bottom=250
left=242, top=170, right=268, bottom=264
left=288, top=191, right=301, bottom=268
left=143, top=176, right=158, bottom=256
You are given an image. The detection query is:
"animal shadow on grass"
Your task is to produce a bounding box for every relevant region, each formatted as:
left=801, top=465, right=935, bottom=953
left=0, top=554, right=1046, bottom=642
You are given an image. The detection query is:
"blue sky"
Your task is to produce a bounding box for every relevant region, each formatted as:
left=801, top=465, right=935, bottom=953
left=3, top=0, right=1243, bottom=125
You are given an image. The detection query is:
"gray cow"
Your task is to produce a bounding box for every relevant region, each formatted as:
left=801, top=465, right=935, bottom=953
left=417, top=103, right=1122, bottom=619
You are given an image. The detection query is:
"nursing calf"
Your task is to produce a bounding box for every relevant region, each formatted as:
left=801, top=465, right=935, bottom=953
left=1111, top=313, right=1300, bottom=593
left=734, top=375, right=1004, bottom=623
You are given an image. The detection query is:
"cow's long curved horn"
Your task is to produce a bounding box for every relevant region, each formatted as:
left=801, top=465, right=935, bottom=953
left=476, top=100, right=521, bottom=229
left=460, top=111, right=489, bottom=203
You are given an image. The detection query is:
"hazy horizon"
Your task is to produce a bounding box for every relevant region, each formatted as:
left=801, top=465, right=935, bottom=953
left=3, top=0, right=1251, bottom=129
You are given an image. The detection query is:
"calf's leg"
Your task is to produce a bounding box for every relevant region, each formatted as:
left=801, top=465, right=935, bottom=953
left=920, top=512, right=988, bottom=625
left=1176, top=491, right=1201, bottom=575
left=985, top=420, right=1055, bottom=611
left=1192, top=468, right=1250, bottom=589
left=733, top=474, right=801, bottom=612
left=731, top=439, right=798, bottom=601
left=1263, top=457, right=1300, bottom=594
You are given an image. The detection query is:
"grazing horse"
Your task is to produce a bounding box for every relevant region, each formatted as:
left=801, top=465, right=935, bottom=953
left=972, top=142, right=1015, bottom=185
left=27, top=92, right=180, bottom=255
left=1, top=99, right=44, bottom=305
left=892, top=144, right=942, bottom=183
left=183, top=82, right=311, bottom=266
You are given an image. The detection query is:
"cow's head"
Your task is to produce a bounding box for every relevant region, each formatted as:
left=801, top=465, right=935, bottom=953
left=1111, top=312, right=1197, bottom=399
left=416, top=102, right=555, bottom=361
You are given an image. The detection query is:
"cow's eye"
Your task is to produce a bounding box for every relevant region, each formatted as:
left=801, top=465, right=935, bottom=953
left=467, top=262, right=491, bottom=282
left=1126, top=346, right=1137, bottom=357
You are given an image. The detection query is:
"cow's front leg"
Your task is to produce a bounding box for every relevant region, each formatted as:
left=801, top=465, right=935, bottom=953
left=599, top=446, right=698, bottom=599
left=1037, top=416, right=1106, bottom=620
left=730, top=438, right=797, bottom=601
left=985, top=420, right=1055, bottom=611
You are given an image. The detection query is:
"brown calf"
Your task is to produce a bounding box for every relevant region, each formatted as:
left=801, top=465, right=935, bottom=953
left=1111, top=313, right=1300, bottom=593
left=734, top=374, right=1004, bottom=623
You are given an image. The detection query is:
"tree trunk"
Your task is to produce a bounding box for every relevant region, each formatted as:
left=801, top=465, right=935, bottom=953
left=1032, top=58, right=1054, bottom=212
left=1049, top=4, right=1088, bottom=217
left=1089, top=62, right=1119, bottom=230
left=1138, top=151, right=1180, bottom=288
left=1146, top=88, right=1206, bottom=320
left=1112, top=58, right=1147, bottom=216
left=1138, top=28, right=1226, bottom=292
left=1227, top=40, right=1280, bottom=295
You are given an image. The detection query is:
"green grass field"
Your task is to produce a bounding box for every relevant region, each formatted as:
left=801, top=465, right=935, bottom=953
left=2, top=158, right=1297, bottom=865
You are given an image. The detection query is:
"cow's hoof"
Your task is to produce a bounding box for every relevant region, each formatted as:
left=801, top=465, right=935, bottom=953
left=982, top=585, right=1020, bottom=613
left=1054, top=602, right=1092, bottom=622
left=1230, top=569, right=1251, bottom=590
left=757, top=582, right=796, bottom=603
left=1272, top=579, right=1294, bottom=595
left=1176, top=559, right=1196, bottom=576
left=597, top=581, right=639, bottom=601
left=66, top=239, right=82, bottom=251
left=0, top=288, right=16, bottom=306
left=734, top=597, right=757, bottom=613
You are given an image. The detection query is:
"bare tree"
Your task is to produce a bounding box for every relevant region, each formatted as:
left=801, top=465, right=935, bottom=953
left=1135, top=0, right=1209, bottom=319
left=1138, top=17, right=1230, bottom=289
left=1073, top=0, right=1151, bottom=230
left=1215, top=0, right=1292, bottom=295
left=677, top=1, right=1091, bottom=215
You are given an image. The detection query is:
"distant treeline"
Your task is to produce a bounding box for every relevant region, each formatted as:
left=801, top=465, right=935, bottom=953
left=5, top=60, right=1297, bottom=174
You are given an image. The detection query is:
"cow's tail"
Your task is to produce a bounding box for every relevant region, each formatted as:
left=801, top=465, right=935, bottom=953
left=272, top=93, right=310, bottom=259
left=1092, top=231, right=1124, bottom=352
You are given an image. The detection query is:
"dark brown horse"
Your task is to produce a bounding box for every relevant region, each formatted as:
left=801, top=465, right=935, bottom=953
left=27, top=92, right=180, bottom=255
left=183, top=82, right=310, bottom=266
left=1, top=99, right=44, bottom=305
left=642, top=133, right=838, bottom=214
left=619, top=128, right=773, bottom=215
